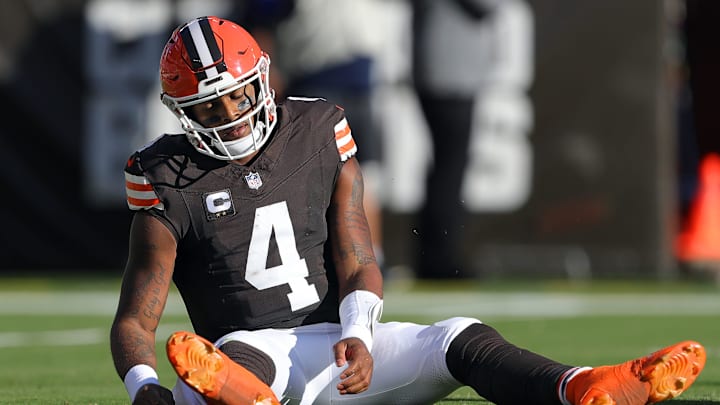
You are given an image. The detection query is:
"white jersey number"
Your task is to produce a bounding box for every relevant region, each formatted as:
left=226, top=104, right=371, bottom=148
left=245, top=201, right=320, bottom=311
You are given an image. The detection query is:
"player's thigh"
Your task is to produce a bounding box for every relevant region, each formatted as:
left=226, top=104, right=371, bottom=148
left=219, top=325, right=327, bottom=391
left=358, top=317, right=482, bottom=403
left=175, top=318, right=483, bottom=405
left=172, top=325, right=337, bottom=404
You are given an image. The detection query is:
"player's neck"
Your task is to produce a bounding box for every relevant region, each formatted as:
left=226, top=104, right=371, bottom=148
left=231, top=152, right=257, bottom=166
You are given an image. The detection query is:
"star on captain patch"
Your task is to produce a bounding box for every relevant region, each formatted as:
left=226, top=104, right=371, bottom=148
left=245, top=172, right=263, bottom=190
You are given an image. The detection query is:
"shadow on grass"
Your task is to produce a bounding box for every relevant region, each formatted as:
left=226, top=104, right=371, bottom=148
left=437, top=401, right=719, bottom=404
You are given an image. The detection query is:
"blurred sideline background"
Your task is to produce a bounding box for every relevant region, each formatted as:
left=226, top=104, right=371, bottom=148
left=0, top=0, right=715, bottom=282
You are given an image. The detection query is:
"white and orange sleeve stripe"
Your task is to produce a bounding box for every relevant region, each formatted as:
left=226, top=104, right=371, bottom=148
left=334, top=117, right=357, bottom=162
left=124, top=172, right=164, bottom=211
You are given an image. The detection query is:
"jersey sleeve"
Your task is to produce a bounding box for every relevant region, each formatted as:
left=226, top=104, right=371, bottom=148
left=124, top=154, right=165, bottom=211
left=333, top=115, right=357, bottom=162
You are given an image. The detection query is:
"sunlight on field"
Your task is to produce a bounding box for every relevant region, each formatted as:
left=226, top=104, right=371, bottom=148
left=0, top=276, right=719, bottom=403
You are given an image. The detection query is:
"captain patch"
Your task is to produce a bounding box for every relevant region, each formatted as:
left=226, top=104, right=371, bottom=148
left=203, top=189, right=235, bottom=220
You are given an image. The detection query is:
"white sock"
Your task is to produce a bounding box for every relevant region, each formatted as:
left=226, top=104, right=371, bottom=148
left=557, top=366, right=593, bottom=405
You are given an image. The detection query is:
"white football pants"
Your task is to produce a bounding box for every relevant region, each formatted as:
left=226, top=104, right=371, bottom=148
left=172, top=316, right=481, bottom=405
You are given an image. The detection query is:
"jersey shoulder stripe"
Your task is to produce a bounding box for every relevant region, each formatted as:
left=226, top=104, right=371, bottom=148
left=280, top=98, right=356, bottom=161
left=124, top=170, right=164, bottom=211
left=334, top=117, right=357, bottom=162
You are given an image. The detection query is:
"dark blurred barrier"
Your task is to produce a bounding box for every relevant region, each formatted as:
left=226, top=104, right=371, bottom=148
left=387, top=0, right=677, bottom=279
left=0, top=1, right=131, bottom=271
left=0, top=1, right=677, bottom=277
left=477, top=0, right=675, bottom=278
left=479, top=0, right=675, bottom=278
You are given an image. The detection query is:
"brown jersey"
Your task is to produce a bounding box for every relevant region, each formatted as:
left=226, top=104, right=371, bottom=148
left=124, top=98, right=357, bottom=341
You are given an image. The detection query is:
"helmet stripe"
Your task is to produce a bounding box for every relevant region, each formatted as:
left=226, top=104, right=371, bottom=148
left=198, top=18, right=227, bottom=74
left=180, top=18, right=228, bottom=81
left=179, top=22, right=207, bottom=80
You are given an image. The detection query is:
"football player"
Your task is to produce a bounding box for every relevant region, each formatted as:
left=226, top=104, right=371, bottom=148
left=110, top=16, right=706, bottom=405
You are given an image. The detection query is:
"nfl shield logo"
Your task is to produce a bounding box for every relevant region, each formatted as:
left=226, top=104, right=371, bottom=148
left=245, top=172, right=263, bottom=190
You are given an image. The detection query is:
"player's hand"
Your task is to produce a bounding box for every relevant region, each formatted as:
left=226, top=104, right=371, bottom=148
left=132, top=383, right=175, bottom=404
left=333, top=337, right=374, bottom=395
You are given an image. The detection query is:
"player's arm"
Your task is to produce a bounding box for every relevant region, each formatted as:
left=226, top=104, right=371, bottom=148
left=329, top=157, right=383, bottom=299
left=327, top=157, right=384, bottom=395
left=110, top=211, right=177, bottom=404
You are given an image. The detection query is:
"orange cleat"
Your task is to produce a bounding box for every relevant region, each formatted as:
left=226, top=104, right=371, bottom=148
left=166, top=331, right=280, bottom=405
left=565, top=340, right=706, bottom=405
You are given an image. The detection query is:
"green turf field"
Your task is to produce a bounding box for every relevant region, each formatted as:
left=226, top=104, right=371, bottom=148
left=0, top=274, right=718, bottom=404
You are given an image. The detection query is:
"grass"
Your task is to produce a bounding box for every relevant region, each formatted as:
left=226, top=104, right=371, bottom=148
left=0, top=274, right=718, bottom=404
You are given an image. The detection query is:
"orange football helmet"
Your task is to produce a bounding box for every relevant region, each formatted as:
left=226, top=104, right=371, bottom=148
left=159, top=16, right=277, bottom=160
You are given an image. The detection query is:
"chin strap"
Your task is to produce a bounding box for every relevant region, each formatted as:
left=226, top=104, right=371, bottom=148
left=211, top=121, right=265, bottom=158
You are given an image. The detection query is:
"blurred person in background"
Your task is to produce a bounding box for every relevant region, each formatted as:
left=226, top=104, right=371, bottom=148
left=411, top=0, right=485, bottom=279
left=237, top=0, right=387, bottom=273
left=411, top=0, right=532, bottom=279
left=110, top=15, right=706, bottom=405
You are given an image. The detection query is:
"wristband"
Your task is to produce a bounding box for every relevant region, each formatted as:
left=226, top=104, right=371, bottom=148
left=124, top=364, right=160, bottom=402
left=339, top=290, right=383, bottom=351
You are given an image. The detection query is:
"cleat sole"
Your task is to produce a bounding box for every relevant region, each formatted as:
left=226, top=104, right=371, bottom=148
left=167, top=331, right=227, bottom=398
left=166, top=331, right=282, bottom=405
left=643, top=341, right=706, bottom=403
left=570, top=341, right=706, bottom=405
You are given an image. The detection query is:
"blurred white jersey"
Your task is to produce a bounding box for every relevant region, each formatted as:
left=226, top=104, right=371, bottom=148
left=273, top=0, right=386, bottom=80
left=173, top=317, right=480, bottom=405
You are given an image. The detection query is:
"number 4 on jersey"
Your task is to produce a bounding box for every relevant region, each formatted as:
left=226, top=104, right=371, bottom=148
left=245, top=201, right=320, bottom=311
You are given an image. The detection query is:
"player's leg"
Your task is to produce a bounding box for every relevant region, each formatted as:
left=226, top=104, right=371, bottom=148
left=446, top=322, right=706, bottom=405
left=445, top=322, right=574, bottom=404
left=167, top=319, right=487, bottom=405
left=168, top=324, right=354, bottom=405
left=166, top=331, right=279, bottom=405
left=562, top=340, right=705, bottom=405
left=349, top=317, right=481, bottom=404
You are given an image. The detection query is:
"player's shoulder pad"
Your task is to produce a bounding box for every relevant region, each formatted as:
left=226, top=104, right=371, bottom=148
left=122, top=135, right=175, bottom=211
left=333, top=112, right=356, bottom=162
left=282, top=96, right=332, bottom=119
left=282, top=97, right=356, bottom=162
left=124, top=157, right=164, bottom=211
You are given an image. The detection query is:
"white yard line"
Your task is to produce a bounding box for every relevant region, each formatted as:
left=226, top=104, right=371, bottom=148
left=0, top=291, right=187, bottom=315
left=384, top=291, right=720, bottom=317
left=2, top=290, right=719, bottom=317
left=0, top=291, right=720, bottom=317
left=0, top=322, right=191, bottom=348
left=0, top=290, right=718, bottom=348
